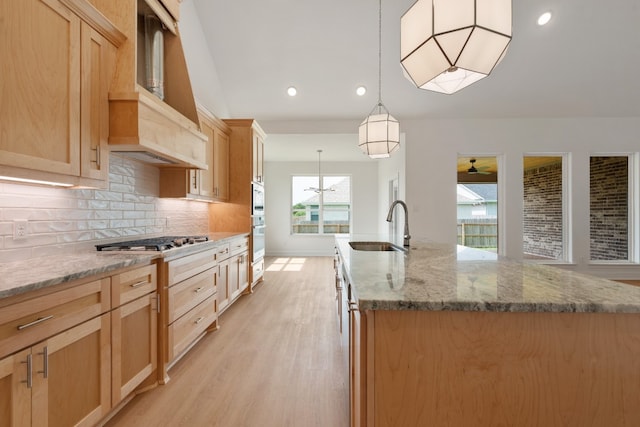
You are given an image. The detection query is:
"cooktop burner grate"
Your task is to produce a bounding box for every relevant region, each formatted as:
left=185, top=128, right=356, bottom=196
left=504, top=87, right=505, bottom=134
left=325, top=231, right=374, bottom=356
left=95, top=235, right=209, bottom=252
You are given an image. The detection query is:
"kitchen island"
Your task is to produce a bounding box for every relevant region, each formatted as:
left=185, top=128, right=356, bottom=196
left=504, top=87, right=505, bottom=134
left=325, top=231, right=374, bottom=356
left=335, top=236, right=640, bottom=427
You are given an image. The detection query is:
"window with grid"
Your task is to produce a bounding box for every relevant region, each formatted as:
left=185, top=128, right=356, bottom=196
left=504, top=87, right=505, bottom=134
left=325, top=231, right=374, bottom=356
left=291, top=176, right=351, bottom=235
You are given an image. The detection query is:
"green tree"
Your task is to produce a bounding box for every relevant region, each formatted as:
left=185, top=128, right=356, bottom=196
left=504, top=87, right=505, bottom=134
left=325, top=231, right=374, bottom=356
left=292, top=203, right=306, bottom=217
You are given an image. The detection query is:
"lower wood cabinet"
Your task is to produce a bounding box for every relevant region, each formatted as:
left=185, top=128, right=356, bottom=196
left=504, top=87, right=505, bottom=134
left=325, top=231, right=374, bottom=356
left=111, top=264, right=158, bottom=404
left=163, top=249, right=218, bottom=378
left=0, top=261, right=158, bottom=427
left=0, top=313, right=111, bottom=427
left=217, top=237, right=249, bottom=315
left=216, top=257, right=230, bottom=314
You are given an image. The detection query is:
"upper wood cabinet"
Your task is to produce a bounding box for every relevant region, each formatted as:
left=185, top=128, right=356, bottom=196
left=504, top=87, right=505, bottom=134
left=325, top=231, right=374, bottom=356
left=90, top=0, right=207, bottom=169
left=209, top=119, right=266, bottom=233
left=159, top=109, right=230, bottom=202
left=0, top=0, right=123, bottom=188
left=252, top=132, right=265, bottom=184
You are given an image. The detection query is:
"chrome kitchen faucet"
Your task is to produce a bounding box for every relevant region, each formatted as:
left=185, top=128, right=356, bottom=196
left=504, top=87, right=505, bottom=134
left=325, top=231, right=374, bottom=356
left=386, top=200, right=411, bottom=247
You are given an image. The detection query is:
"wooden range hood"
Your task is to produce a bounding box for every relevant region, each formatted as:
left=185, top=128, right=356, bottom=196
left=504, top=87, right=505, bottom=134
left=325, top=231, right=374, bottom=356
left=93, top=0, right=207, bottom=169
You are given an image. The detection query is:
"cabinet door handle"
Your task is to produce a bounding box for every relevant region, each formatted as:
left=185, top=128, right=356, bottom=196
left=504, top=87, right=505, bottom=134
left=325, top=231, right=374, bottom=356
left=37, top=347, right=48, bottom=379
left=130, top=280, right=147, bottom=288
left=17, top=315, right=54, bottom=330
left=194, top=287, right=204, bottom=293
left=21, top=354, right=32, bottom=389
left=193, top=173, right=198, bottom=189
left=91, top=146, right=101, bottom=167
left=194, top=316, right=205, bottom=324
left=156, top=293, right=161, bottom=314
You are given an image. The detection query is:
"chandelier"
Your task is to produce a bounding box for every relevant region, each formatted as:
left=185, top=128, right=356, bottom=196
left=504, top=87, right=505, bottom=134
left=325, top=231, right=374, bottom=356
left=358, top=0, right=400, bottom=159
left=305, top=150, right=335, bottom=193
left=400, top=0, right=512, bottom=94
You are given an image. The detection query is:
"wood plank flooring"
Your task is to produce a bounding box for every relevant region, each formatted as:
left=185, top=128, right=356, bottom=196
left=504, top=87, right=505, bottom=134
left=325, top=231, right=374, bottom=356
left=105, top=256, right=349, bottom=427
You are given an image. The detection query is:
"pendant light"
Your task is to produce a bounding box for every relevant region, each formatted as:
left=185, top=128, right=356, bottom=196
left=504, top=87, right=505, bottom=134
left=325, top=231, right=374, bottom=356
left=400, top=0, right=512, bottom=94
left=358, top=0, right=400, bottom=159
left=305, top=150, right=335, bottom=193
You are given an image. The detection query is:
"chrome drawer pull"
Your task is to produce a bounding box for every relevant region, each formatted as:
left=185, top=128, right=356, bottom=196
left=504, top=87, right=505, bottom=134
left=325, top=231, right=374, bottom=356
left=130, top=280, right=147, bottom=288
left=194, top=287, right=204, bottom=293
left=17, top=315, right=54, bottom=330
left=194, top=316, right=205, bottom=324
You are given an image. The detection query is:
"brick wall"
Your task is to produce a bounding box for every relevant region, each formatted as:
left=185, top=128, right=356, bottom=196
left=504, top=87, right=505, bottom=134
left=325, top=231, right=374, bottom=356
left=0, top=154, right=209, bottom=262
left=523, top=161, right=563, bottom=259
left=590, top=156, right=628, bottom=260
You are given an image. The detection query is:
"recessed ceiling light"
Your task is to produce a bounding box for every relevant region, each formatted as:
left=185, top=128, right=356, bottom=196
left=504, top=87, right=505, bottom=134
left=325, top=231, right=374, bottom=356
left=537, top=11, right=552, bottom=26
left=287, top=86, right=297, bottom=96
left=356, top=86, right=366, bottom=96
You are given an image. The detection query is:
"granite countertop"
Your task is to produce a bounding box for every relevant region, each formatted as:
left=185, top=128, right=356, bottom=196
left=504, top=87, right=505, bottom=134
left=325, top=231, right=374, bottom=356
left=336, top=235, right=640, bottom=313
left=0, top=232, right=249, bottom=300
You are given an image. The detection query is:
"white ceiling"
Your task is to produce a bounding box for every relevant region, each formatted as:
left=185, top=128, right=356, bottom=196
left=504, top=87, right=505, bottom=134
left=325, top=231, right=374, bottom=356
left=192, top=0, right=640, bottom=161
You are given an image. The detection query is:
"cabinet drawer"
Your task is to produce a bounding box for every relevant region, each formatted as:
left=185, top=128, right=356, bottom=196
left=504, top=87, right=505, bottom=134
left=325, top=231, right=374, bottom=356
left=0, top=278, right=110, bottom=359
left=168, top=268, right=216, bottom=324
left=111, top=263, right=157, bottom=307
left=167, top=295, right=217, bottom=361
left=252, top=258, right=264, bottom=283
left=214, top=243, right=230, bottom=262
left=229, top=237, right=249, bottom=256
left=167, top=249, right=216, bottom=286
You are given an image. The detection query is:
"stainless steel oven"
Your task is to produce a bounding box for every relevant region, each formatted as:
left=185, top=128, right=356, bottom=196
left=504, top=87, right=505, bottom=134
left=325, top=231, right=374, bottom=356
left=252, top=215, right=265, bottom=261
left=251, top=182, right=264, bottom=216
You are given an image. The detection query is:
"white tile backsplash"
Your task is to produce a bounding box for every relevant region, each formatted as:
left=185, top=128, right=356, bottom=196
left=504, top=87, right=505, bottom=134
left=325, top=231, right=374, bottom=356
left=0, top=154, right=209, bottom=261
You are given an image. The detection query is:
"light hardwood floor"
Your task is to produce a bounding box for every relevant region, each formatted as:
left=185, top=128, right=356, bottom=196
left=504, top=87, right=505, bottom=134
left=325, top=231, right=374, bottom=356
left=105, top=256, right=349, bottom=427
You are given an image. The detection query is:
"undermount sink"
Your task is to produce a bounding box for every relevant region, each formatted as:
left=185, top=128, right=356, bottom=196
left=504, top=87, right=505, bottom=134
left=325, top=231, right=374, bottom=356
left=349, top=241, right=407, bottom=252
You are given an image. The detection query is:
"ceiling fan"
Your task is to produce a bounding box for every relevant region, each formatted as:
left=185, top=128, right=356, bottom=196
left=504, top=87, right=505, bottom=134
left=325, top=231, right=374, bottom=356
left=467, top=159, right=492, bottom=175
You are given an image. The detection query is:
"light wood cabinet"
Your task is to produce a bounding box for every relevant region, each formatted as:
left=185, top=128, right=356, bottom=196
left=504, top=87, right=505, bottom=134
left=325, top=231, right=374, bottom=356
left=229, top=238, right=249, bottom=302
left=159, top=109, right=230, bottom=202
left=348, top=287, right=365, bottom=427
left=210, top=120, right=266, bottom=289
left=252, top=132, right=265, bottom=184
left=0, top=0, right=122, bottom=188
left=0, top=348, right=34, bottom=426
left=216, top=258, right=231, bottom=315
left=0, top=312, right=111, bottom=427
left=162, top=249, right=218, bottom=377
left=0, top=261, right=159, bottom=426
left=215, top=237, right=249, bottom=315
left=111, top=264, right=158, bottom=404
left=212, top=125, right=230, bottom=201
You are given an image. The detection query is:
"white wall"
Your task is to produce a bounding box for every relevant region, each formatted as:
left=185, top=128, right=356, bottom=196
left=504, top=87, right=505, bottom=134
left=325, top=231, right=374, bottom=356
left=180, top=0, right=229, bottom=118
left=377, top=134, right=406, bottom=237
left=402, top=117, right=640, bottom=278
left=264, top=160, right=379, bottom=256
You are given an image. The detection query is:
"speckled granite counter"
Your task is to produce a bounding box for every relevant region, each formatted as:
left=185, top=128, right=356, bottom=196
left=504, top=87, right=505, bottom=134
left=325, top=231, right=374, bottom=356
left=0, top=232, right=249, bottom=300
left=336, top=235, right=640, bottom=313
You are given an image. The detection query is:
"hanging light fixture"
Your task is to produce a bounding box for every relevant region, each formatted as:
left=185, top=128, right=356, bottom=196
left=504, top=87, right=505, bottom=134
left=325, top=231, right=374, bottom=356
left=358, top=0, right=400, bottom=159
left=400, top=0, right=512, bottom=94
left=305, top=150, right=336, bottom=193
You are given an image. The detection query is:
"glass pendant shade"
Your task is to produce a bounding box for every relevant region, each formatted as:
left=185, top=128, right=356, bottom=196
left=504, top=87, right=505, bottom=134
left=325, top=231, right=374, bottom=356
left=400, top=0, right=512, bottom=94
left=358, top=110, right=400, bottom=159
left=359, top=0, right=400, bottom=159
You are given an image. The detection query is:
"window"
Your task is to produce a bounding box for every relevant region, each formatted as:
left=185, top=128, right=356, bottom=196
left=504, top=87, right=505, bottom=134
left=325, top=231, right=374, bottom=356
left=590, top=156, right=630, bottom=261
left=291, top=176, right=351, bottom=235
left=523, top=156, right=565, bottom=261
left=457, top=156, right=498, bottom=251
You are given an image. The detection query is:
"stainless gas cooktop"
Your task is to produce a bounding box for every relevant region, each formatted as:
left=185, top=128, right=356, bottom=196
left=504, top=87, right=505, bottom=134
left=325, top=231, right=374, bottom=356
left=95, top=235, right=209, bottom=252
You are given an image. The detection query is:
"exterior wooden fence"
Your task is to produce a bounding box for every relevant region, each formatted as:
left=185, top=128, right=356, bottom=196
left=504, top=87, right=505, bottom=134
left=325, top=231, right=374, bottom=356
left=457, top=220, right=497, bottom=248
left=292, top=223, right=350, bottom=234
